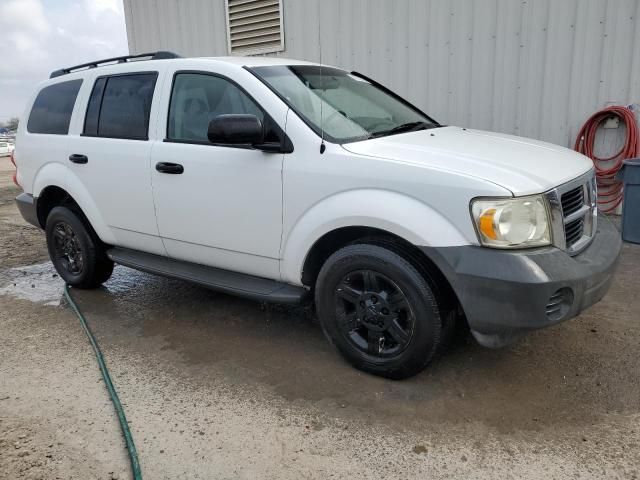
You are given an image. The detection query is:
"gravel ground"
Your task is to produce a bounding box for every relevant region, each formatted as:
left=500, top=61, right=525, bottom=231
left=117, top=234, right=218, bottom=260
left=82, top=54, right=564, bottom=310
left=1, top=157, right=639, bottom=479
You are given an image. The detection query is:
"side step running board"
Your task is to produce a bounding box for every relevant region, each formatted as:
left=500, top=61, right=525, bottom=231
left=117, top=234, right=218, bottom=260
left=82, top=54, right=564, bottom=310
left=106, top=247, right=307, bottom=304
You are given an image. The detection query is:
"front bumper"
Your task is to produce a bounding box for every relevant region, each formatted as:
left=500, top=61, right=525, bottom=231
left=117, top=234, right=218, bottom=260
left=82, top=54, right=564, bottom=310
left=15, top=193, right=41, bottom=228
left=422, top=215, right=622, bottom=347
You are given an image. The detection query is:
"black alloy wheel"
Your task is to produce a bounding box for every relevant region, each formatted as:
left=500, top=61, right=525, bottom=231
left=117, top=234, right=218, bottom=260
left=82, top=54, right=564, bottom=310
left=52, top=221, right=84, bottom=275
left=335, top=269, right=414, bottom=357
left=315, top=243, right=442, bottom=379
left=46, top=206, right=114, bottom=289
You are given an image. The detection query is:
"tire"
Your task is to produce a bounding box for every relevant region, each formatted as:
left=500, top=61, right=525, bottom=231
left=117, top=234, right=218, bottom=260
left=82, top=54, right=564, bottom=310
left=345, top=235, right=460, bottom=356
left=315, top=244, right=441, bottom=379
left=46, top=206, right=113, bottom=289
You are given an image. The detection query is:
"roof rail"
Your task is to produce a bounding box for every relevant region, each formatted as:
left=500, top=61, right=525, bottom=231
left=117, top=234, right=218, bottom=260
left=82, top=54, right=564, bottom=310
left=49, top=51, right=181, bottom=79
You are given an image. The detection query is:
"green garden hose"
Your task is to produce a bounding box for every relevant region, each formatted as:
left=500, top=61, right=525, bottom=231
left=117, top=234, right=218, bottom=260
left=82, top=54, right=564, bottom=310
left=64, top=284, right=142, bottom=480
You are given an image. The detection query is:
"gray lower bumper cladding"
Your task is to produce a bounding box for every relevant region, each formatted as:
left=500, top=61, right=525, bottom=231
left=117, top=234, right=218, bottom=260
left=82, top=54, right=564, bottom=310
left=15, top=193, right=40, bottom=228
left=422, top=216, right=622, bottom=347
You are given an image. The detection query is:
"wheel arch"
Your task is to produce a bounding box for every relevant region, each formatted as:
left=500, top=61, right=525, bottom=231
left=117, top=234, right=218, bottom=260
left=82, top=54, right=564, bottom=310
left=36, top=185, right=76, bottom=227
left=301, top=225, right=461, bottom=313
left=280, top=188, right=470, bottom=287
left=33, top=164, right=115, bottom=244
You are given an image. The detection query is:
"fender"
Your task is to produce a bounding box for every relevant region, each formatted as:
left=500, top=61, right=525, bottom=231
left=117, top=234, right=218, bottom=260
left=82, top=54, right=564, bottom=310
left=33, top=162, right=116, bottom=244
left=280, top=189, right=471, bottom=285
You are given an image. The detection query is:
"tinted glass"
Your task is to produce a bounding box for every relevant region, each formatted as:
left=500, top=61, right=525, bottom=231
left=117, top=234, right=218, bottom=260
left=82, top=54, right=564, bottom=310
left=168, top=73, right=263, bottom=142
left=83, top=77, right=107, bottom=136
left=97, top=73, right=157, bottom=139
left=251, top=66, right=437, bottom=143
left=27, top=79, right=82, bottom=135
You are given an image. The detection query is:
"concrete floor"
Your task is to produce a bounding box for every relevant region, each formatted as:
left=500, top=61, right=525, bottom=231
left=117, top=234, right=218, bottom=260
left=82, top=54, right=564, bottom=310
left=1, top=159, right=639, bottom=479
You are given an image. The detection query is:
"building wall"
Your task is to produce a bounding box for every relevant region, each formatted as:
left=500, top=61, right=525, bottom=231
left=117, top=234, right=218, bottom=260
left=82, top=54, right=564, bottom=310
left=123, top=0, right=640, bottom=149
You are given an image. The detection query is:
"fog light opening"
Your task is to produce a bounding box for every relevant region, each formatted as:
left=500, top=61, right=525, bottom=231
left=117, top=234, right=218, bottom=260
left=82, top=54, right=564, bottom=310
left=545, top=287, right=573, bottom=321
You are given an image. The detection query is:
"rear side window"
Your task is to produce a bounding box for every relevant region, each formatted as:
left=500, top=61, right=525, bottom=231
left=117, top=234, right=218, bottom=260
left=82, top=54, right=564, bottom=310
left=27, top=79, right=82, bottom=134
left=83, top=73, right=157, bottom=140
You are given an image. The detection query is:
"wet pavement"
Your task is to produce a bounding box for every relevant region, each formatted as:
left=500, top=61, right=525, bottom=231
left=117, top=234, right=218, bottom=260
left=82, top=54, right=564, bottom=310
left=66, top=260, right=640, bottom=432
left=1, top=159, right=640, bottom=479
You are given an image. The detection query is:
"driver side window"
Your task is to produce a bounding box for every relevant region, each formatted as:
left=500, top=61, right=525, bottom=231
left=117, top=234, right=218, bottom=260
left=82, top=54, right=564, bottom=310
left=167, top=73, right=263, bottom=142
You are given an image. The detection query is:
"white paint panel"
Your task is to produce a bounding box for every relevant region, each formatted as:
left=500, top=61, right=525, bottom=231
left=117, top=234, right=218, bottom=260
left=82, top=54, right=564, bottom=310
left=123, top=0, right=640, bottom=148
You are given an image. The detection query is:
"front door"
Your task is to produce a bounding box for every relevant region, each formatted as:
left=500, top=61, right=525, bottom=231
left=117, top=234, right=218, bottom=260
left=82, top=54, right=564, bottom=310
left=150, top=71, right=283, bottom=280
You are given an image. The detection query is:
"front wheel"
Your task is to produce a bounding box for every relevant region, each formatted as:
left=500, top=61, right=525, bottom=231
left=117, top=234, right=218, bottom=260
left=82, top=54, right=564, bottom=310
left=46, top=206, right=113, bottom=289
left=315, top=244, right=441, bottom=379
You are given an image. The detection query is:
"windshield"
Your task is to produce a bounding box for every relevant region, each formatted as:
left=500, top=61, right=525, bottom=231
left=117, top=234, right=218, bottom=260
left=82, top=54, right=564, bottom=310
left=250, top=65, right=439, bottom=143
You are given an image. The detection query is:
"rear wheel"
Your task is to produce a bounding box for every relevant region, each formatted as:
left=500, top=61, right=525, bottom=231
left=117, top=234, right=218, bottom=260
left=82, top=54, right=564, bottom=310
left=315, top=244, right=441, bottom=379
left=46, top=206, right=113, bottom=289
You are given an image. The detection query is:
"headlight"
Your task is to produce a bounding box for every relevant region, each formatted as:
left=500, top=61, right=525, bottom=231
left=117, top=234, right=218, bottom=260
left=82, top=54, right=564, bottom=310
left=470, top=195, right=551, bottom=248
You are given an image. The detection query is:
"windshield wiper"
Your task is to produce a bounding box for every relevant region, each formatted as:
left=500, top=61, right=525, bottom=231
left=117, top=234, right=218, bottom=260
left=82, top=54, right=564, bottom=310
left=369, top=121, right=435, bottom=139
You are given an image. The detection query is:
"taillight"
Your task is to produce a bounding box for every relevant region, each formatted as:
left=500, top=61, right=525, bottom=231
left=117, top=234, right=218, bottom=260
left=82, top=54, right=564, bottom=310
left=10, top=150, right=19, bottom=187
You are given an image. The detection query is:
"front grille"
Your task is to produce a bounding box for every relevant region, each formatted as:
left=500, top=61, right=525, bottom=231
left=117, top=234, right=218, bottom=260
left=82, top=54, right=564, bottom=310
left=561, top=183, right=589, bottom=250
left=561, top=186, right=585, bottom=216
left=564, top=218, right=584, bottom=247
left=545, top=171, right=597, bottom=255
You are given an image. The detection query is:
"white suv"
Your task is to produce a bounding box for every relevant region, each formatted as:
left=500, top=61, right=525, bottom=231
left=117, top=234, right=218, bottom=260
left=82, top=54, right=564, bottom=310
left=14, top=52, right=621, bottom=378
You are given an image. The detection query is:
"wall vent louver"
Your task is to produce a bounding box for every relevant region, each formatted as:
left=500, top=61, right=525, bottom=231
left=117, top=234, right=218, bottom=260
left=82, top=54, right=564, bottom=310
left=226, top=0, right=284, bottom=55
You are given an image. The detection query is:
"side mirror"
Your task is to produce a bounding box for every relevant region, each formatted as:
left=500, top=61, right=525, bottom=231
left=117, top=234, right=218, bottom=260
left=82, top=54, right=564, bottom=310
left=207, top=114, right=264, bottom=146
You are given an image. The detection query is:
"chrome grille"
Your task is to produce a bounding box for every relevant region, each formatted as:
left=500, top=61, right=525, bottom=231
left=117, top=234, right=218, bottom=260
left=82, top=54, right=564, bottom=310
left=545, top=170, right=597, bottom=255
left=564, top=218, right=584, bottom=247
left=561, top=186, right=585, bottom=217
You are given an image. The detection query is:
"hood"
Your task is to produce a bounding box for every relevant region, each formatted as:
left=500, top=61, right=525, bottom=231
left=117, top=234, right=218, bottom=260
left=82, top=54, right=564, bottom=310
left=341, top=126, right=593, bottom=195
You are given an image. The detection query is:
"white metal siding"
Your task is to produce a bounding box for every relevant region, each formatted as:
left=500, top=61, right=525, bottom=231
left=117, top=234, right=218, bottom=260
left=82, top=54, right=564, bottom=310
left=123, top=0, right=640, bottom=148
left=225, top=0, right=284, bottom=55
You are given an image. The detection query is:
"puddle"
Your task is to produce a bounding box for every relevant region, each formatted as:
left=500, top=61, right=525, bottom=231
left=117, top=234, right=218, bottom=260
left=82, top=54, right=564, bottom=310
left=0, top=262, right=64, bottom=306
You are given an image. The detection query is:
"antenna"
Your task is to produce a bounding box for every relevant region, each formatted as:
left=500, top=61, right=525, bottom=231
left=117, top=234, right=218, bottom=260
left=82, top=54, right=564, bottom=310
left=318, top=0, right=326, bottom=154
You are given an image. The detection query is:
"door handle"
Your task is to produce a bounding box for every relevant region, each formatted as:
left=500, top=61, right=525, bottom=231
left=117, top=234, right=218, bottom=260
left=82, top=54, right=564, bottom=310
left=155, top=162, right=184, bottom=174
left=69, top=154, right=88, bottom=164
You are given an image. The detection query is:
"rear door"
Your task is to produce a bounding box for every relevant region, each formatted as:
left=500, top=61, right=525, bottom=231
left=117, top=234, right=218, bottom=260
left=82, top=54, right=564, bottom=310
left=70, top=70, right=166, bottom=255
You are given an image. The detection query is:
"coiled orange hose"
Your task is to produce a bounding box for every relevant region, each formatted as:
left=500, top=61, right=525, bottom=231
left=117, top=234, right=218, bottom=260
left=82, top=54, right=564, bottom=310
left=574, top=106, right=639, bottom=212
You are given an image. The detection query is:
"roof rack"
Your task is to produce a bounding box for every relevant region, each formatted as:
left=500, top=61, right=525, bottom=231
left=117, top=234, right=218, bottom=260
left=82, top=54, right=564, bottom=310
left=49, top=51, right=181, bottom=79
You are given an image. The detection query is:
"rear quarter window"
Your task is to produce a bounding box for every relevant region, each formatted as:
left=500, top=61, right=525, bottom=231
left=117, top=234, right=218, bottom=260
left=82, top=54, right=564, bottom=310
left=27, top=79, right=83, bottom=135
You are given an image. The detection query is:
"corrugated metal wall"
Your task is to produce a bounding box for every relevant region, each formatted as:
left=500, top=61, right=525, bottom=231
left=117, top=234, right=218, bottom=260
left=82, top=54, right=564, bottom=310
left=124, top=0, right=640, bottom=148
